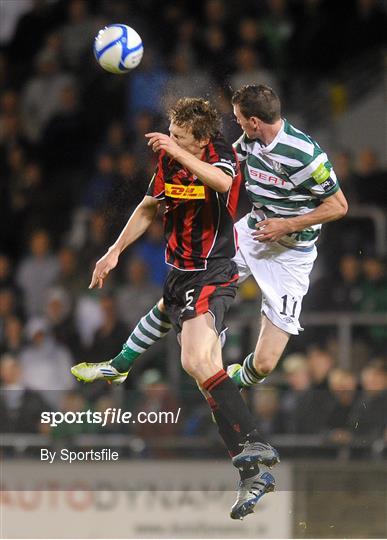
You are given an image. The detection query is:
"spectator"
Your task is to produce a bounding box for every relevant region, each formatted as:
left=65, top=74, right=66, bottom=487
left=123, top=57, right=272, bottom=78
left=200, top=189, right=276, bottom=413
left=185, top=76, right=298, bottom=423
left=301, top=347, right=335, bottom=433
left=251, top=385, right=284, bottom=436
left=358, top=254, right=387, bottom=353
left=45, top=287, right=81, bottom=357
left=41, top=83, right=86, bottom=172
left=354, top=148, right=387, bottom=207
left=116, top=257, right=162, bottom=328
left=162, top=51, right=214, bottom=112
left=54, top=246, right=85, bottom=304
left=112, top=151, right=147, bottom=215
left=75, top=289, right=103, bottom=349
left=130, top=111, right=159, bottom=166
left=261, top=0, right=294, bottom=76
left=230, top=46, right=278, bottom=93
left=237, top=17, right=266, bottom=54
left=82, top=152, right=116, bottom=211
left=305, top=254, right=362, bottom=312
left=61, top=0, right=101, bottom=70
left=331, top=150, right=359, bottom=205
left=126, top=48, right=168, bottom=124
left=51, top=390, right=96, bottom=438
left=0, top=254, right=16, bottom=290
left=0, top=289, right=20, bottom=336
left=87, top=294, right=128, bottom=363
left=16, top=229, right=59, bottom=317
left=134, top=219, right=169, bottom=287
left=20, top=49, right=75, bottom=142
left=280, top=353, right=314, bottom=434
left=7, top=161, right=52, bottom=249
left=202, top=0, right=228, bottom=27
left=0, top=353, right=50, bottom=433
left=350, top=360, right=387, bottom=441
left=98, top=120, right=128, bottom=158
left=199, top=26, right=230, bottom=83
left=133, top=369, right=179, bottom=443
left=78, top=211, right=111, bottom=276
left=0, top=315, right=25, bottom=356
left=8, top=0, right=56, bottom=72
left=326, top=368, right=358, bottom=444
left=19, top=317, right=74, bottom=407
left=307, top=346, right=335, bottom=390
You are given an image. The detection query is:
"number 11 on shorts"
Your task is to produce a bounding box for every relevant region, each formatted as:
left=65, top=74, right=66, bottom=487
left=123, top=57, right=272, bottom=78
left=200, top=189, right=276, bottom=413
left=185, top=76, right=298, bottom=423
left=280, top=294, right=298, bottom=318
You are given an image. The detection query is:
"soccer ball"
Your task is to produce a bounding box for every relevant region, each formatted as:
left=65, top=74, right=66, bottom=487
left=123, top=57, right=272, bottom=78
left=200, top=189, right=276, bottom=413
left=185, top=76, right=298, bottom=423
left=94, top=24, right=143, bottom=74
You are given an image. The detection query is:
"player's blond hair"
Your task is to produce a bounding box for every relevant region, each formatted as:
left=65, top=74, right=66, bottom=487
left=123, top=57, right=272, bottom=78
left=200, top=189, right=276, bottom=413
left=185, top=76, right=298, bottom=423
left=168, top=98, right=221, bottom=141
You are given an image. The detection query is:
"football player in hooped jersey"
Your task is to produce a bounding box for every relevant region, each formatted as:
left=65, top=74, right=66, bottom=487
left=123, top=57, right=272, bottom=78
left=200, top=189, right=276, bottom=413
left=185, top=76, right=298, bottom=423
left=228, top=85, right=347, bottom=388
left=72, top=98, right=278, bottom=518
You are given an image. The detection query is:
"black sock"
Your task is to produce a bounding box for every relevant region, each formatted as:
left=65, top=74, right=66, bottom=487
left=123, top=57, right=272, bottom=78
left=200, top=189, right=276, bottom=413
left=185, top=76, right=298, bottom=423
left=202, top=369, right=264, bottom=444
left=207, top=396, right=260, bottom=480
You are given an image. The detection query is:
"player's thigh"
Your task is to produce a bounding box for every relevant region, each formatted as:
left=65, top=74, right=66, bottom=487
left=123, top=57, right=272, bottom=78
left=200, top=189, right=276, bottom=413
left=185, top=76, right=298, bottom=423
left=252, top=246, right=316, bottom=335
left=232, top=247, right=251, bottom=284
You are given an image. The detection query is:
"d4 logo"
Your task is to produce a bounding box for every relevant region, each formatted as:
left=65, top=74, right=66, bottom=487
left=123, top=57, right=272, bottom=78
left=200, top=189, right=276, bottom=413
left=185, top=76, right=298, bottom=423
left=165, top=183, right=205, bottom=199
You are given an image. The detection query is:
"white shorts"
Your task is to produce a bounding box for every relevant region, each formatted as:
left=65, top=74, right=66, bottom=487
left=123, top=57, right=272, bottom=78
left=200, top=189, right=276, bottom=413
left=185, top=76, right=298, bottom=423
left=233, top=215, right=317, bottom=335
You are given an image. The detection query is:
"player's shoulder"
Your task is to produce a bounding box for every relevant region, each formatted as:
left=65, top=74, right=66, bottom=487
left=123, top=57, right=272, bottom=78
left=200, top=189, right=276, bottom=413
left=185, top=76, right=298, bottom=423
left=207, top=131, right=236, bottom=161
left=210, top=131, right=234, bottom=152
left=207, top=132, right=238, bottom=175
left=279, top=119, right=326, bottom=165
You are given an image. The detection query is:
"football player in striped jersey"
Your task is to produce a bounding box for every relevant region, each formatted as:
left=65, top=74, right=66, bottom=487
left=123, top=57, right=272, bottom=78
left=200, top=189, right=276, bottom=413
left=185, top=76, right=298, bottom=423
left=71, top=97, right=278, bottom=519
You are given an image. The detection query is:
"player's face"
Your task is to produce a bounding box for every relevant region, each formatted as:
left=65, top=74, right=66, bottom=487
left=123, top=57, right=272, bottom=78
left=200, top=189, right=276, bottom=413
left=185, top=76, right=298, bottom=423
left=169, top=122, right=206, bottom=157
left=233, top=104, right=260, bottom=139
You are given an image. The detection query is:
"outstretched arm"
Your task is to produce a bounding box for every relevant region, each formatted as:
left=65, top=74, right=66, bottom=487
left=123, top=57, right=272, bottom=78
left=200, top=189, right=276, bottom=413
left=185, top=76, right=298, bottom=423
left=89, top=195, right=159, bottom=289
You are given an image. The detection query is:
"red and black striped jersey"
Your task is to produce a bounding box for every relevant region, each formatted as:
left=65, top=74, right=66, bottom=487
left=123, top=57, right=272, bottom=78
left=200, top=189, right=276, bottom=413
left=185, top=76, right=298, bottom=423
left=147, top=132, right=242, bottom=271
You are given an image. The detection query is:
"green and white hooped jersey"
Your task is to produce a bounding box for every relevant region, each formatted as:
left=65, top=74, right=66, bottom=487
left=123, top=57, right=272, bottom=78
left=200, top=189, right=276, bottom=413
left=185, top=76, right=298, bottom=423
left=234, top=119, right=340, bottom=250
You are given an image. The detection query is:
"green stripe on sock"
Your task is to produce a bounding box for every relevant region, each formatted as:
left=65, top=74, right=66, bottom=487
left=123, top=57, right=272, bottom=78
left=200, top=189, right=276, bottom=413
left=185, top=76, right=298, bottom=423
left=145, top=313, right=167, bottom=333
left=130, top=332, right=150, bottom=350
left=111, top=304, right=171, bottom=374
left=138, top=321, right=160, bottom=342
left=153, top=305, right=171, bottom=324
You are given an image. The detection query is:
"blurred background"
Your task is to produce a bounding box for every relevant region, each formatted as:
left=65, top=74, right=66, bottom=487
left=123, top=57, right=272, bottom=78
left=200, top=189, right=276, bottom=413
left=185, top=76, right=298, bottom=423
left=0, top=1, right=386, bottom=538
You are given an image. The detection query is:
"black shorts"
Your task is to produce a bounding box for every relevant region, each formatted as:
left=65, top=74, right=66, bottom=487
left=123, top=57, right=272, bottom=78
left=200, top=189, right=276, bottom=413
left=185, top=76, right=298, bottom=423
left=163, top=259, right=239, bottom=336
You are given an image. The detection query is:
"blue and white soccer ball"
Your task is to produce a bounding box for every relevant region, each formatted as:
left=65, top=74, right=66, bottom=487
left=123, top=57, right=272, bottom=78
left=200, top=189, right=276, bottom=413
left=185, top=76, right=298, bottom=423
left=94, top=24, right=143, bottom=74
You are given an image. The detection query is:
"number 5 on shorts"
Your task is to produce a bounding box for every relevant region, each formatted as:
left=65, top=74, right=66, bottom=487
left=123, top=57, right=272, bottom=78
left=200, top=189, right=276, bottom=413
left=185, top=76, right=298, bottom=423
left=185, top=289, right=195, bottom=308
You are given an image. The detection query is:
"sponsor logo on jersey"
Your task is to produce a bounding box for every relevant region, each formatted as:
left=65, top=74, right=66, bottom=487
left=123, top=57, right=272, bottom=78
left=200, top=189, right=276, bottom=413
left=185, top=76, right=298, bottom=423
left=320, top=177, right=335, bottom=192
left=272, top=161, right=285, bottom=174
left=165, top=183, right=205, bottom=199
left=247, top=164, right=290, bottom=187
left=311, top=163, right=330, bottom=184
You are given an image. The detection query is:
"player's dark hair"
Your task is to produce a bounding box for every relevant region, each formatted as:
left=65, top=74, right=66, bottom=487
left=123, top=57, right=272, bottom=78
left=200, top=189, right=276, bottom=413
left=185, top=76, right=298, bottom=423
left=168, top=98, right=221, bottom=141
left=232, top=84, right=281, bottom=124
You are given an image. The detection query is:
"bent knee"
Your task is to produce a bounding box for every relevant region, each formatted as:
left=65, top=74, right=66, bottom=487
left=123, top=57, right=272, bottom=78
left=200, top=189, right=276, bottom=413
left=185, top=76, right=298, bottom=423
left=254, top=354, right=279, bottom=376
left=181, top=350, right=213, bottom=378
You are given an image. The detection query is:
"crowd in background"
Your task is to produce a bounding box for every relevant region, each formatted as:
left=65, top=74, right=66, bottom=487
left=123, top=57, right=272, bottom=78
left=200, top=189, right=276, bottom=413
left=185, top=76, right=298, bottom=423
left=0, top=0, right=386, bottom=452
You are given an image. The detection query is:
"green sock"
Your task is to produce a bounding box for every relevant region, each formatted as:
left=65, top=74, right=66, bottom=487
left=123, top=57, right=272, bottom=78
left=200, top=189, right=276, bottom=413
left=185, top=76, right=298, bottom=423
left=234, top=353, right=267, bottom=387
left=111, top=304, right=172, bottom=373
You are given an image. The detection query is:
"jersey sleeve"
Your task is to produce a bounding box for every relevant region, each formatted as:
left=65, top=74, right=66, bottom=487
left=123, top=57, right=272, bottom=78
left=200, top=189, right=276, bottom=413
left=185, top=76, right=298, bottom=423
left=209, top=136, right=239, bottom=178
left=146, top=152, right=166, bottom=199
left=289, top=149, right=340, bottom=199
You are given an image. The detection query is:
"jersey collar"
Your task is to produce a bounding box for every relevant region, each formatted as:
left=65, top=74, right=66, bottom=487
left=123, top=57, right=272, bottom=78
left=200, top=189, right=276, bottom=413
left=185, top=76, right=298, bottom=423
left=258, top=119, right=285, bottom=154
